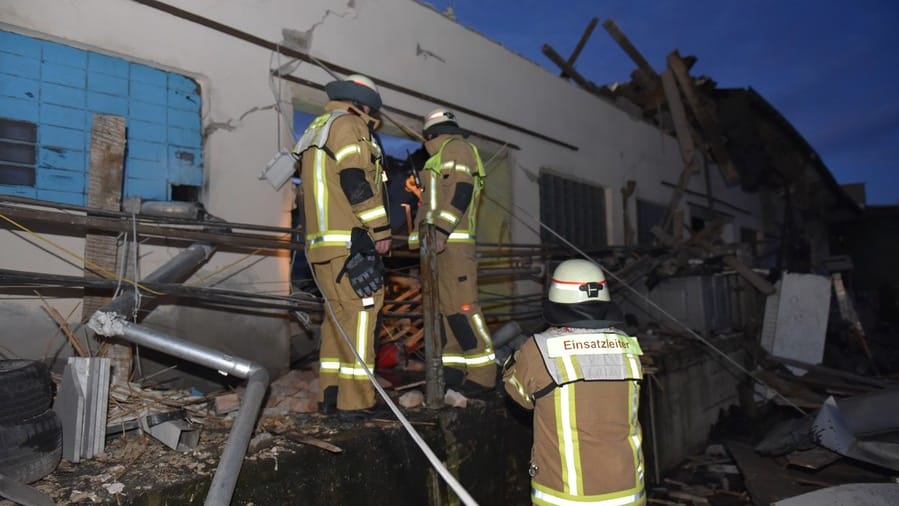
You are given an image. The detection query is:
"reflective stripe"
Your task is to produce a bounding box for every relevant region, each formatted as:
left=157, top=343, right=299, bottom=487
left=507, top=374, right=531, bottom=407
left=313, top=148, right=327, bottom=231
left=447, top=231, right=475, bottom=242
left=338, top=366, right=374, bottom=379
left=438, top=210, right=460, bottom=224
left=306, top=231, right=352, bottom=248
left=334, top=144, right=362, bottom=162
left=453, top=164, right=471, bottom=174
left=357, top=206, right=387, bottom=223
left=556, top=384, right=580, bottom=494
left=442, top=354, right=467, bottom=366
left=320, top=360, right=340, bottom=373
left=441, top=161, right=455, bottom=170
left=532, top=486, right=646, bottom=506
left=465, top=351, right=496, bottom=366
left=356, top=310, right=368, bottom=366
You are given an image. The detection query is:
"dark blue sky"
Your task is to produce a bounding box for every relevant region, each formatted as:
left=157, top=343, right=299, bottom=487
left=423, top=0, right=899, bottom=205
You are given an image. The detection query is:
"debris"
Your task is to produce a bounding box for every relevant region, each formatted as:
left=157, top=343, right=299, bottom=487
left=399, top=390, right=424, bottom=409
left=444, top=389, right=468, bottom=409
left=282, top=433, right=343, bottom=454
left=811, top=396, right=899, bottom=472
left=53, top=357, right=111, bottom=463
left=214, top=392, right=241, bottom=415
left=772, top=483, right=899, bottom=506
left=139, top=414, right=200, bottom=452
left=248, top=432, right=275, bottom=454
left=102, top=481, right=125, bottom=494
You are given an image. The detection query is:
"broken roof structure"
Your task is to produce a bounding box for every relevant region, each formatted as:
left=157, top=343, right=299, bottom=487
left=0, top=1, right=896, bottom=504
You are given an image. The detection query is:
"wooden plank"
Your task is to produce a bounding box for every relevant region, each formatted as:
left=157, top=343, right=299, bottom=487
left=542, top=44, right=600, bottom=94
left=560, top=17, right=599, bottom=78
left=660, top=69, right=697, bottom=167
left=0, top=204, right=300, bottom=251
left=667, top=51, right=741, bottom=185
left=602, top=19, right=656, bottom=76
left=420, top=224, right=444, bottom=407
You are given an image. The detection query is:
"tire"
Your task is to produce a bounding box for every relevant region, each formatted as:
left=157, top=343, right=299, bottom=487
left=0, top=360, right=55, bottom=425
left=0, top=410, right=63, bottom=484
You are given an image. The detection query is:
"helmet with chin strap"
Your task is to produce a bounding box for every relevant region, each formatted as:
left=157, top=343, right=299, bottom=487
left=325, top=74, right=382, bottom=112
left=423, top=107, right=466, bottom=139
left=544, top=259, right=622, bottom=328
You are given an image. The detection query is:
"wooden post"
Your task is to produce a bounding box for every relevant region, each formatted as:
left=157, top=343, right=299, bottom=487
left=420, top=224, right=444, bottom=408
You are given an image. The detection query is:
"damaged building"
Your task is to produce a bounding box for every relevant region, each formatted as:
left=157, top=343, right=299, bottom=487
left=1, top=0, right=897, bottom=504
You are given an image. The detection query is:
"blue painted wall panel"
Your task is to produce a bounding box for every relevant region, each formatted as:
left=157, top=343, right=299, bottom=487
left=41, top=64, right=85, bottom=88
left=167, top=108, right=200, bottom=131
left=87, top=53, right=128, bottom=78
left=37, top=167, right=85, bottom=193
left=42, top=82, right=86, bottom=108
left=130, top=119, right=167, bottom=143
left=87, top=91, right=128, bottom=116
left=0, top=96, right=39, bottom=122
left=167, top=125, right=201, bottom=148
left=128, top=140, right=166, bottom=162
left=87, top=72, right=128, bottom=97
left=0, top=74, right=39, bottom=100
left=42, top=42, right=86, bottom=68
left=0, top=31, right=41, bottom=58
left=126, top=158, right=165, bottom=180
left=124, top=177, right=167, bottom=200
left=40, top=125, right=85, bottom=150
left=40, top=103, right=86, bottom=129
left=0, top=184, right=36, bottom=198
left=131, top=81, right=167, bottom=105
left=1, top=32, right=203, bottom=204
left=168, top=145, right=202, bottom=185
left=36, top=189, right=84, bottom=205
left=39, top=147, right=85, bottom=173
left=0, top=52, right=41, bottom=80
left=130, top=64, right=166, bottom=87
left=129, top=100, right=166, bottom=124
left=168, top=86, right=201, bottom=112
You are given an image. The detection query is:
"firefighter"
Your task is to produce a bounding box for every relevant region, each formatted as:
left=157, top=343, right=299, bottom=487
left=291, top=74, right=392, bottom=417
left=503, top=259, right=645, bottom=506
left=409, top=108, right=496, bottom=394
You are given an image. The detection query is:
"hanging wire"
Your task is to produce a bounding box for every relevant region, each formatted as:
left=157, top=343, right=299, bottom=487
left=481, top=165, right=807, bottom=416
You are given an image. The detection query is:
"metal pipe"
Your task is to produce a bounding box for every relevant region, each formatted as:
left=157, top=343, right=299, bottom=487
left=88, top=315, right=269, bottom=505
left=100, top=241, right=215, bottom=316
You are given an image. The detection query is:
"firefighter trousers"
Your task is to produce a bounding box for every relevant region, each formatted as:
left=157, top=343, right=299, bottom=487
left=312, top=256, right=382, bottom=411
left=437, top=242, right=497, bottom=388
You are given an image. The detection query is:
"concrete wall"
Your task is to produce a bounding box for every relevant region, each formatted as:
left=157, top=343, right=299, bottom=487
left=641, top=339, right=750, bottom=477
left=0, top=0, right=769, bottom=375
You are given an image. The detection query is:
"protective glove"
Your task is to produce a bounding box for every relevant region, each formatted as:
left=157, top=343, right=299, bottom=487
left=336, top=228, right=385, bottom=299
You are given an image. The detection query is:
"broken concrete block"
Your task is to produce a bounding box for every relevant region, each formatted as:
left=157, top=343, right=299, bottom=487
left=444, top=389, right=468, bottom=408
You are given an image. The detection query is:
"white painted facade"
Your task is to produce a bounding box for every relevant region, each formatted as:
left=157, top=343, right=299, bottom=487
left=0, top=0, right=768, bottom=375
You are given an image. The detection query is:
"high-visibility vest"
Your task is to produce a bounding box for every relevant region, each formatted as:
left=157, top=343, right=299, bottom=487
left=532, top=327, right=643, bottom=385
left=292, top=110, right=386, bottom=261
left=409, top=137, right=484, bottom=248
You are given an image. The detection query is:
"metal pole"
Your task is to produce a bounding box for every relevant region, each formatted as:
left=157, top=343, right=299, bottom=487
left=420, top=224, right=444, bottom=407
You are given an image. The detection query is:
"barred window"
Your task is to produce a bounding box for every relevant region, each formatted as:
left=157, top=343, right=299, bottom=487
left=0, top=118, right=37, bottom=186
left=539, top=171, right=607, bottom=251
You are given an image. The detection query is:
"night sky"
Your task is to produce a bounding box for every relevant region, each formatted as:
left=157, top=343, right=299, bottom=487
left=422, top=0, right=899, bottom=205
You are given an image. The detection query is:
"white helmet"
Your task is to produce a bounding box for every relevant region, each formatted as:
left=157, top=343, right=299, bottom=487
left=548, top=259, right=610, bottom=304
left=423, top=107, right=464, bottom=138
left=325, top=73, right=382, bottom=111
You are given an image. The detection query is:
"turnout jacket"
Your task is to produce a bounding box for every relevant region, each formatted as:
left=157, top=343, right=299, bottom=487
left=292, top=101, right=390, bottom=263
left=409, top=134, right=484, bottom=248
left=504, top=327, right=646, bottom=506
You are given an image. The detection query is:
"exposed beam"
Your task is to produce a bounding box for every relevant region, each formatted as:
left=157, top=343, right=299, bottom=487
left=560, top=17, right=599, bottom=79
left=667, top=51, right=741, bottom=185
left=542, top=44, right=600, bottom=94
left=601, top=19, right=656, bottom=77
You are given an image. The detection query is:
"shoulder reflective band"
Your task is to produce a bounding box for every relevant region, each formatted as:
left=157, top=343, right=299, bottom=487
left=334, top=144, right=363, bottom=162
